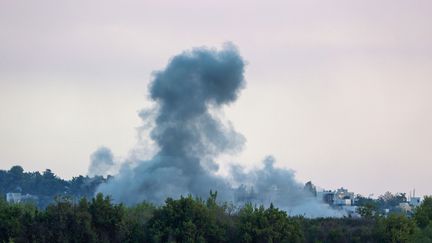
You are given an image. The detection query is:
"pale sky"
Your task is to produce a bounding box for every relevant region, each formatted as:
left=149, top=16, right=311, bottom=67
left=1, top=0, right=431, bottom=197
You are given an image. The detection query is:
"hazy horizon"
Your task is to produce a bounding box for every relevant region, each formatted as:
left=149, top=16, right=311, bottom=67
left=1, top=0, right=432, bottom=198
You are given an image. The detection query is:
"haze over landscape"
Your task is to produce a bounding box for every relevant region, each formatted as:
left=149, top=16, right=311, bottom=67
left=1, top=0, right=432, bottom=199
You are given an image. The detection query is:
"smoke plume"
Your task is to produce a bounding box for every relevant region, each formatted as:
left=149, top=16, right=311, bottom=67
left=97, top=44, right=340, bottom=217
left=88, top=146, right=115, bottom=177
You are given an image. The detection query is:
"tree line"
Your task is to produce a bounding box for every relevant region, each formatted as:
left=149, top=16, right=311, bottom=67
left=0, top=166, right=106, bottom=208
left=2, top=166, right=432, bottom=242
left=1, top=191, right=432, bottom=242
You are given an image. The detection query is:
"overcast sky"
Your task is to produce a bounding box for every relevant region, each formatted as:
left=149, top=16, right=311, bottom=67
left=1, top=0, right=431, bottom=197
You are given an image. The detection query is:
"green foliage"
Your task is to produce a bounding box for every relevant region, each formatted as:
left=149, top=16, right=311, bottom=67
left=357, top=202, right=378, bottom=219
left=36, top=196, right=96, bottom=242
left=376, top=192, right=408, bottom=214
left=123, top=201, right=156, bottom=242
left=298, top=217, right=378, bottom=243
left=146, top=192, right=234, bottom=243
left=414, top=196, right=432, bottom=228
left=1, top=173, right=432, bottom=243
left=411, top=196, right=432, bottom=243
left=1, top=195, right=430, bottom=243
left=411, top=223, right=432, bottom=243
left=0, top=166, right=108, bottom=208
left=88, top=193, right=126, bottom=242
left=376, top=213, right=416, bottom=243
left=238, top=203, right=303, bottom=243
left=0, top=198, right=22, bottom=242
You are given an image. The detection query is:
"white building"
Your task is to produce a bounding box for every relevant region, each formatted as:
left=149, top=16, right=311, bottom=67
left=6, top=192, right=22, bottom=203
left=398, top=202, right=412, bottom=213
left=317, top=190, right=335, bottom=205
left=317, top=187, right=355, bottom=206
left=6, top=192, right=37, bottom=203
left=333, top=188, right=355, bottom=206
left=409, top=197, right=421, bottom=207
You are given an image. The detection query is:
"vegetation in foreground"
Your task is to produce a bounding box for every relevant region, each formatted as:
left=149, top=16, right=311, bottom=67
left=1, top=191, right=432, bottom=243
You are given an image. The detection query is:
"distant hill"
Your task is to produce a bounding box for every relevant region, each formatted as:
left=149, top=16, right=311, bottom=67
left=0, top=165, right=108, bottom=208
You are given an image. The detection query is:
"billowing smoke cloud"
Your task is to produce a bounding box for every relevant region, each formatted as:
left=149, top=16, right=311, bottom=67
left=97, top=44, right=340, bottom=217
left=231, top=156, right=343, bottom=217
left=88, top=146, right=115, bottom=177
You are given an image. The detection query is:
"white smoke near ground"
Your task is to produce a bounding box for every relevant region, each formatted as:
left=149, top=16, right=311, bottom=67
left=96, top=43, right=342, bottom=217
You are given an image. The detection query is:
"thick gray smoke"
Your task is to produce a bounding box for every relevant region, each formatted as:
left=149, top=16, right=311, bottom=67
left=88, top=146, right=115, bottom=177
left=97, top=44, right=341, bottom=217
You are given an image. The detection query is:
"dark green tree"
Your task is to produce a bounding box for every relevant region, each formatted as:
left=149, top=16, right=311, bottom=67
left=146, top=193, right=232, bottom=243
left=238, top=203, right=303, bottom=243
left=89, top=193, right=126, bottom=242
left=0, top=198, right=21, bottom=242
left=376, top=213, right=415, bottom=243
left=123, top=201, right=156, bottom=242
left=357, top=202, right=378, bottom=219
left=414, top=196, right=432, bottom=228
